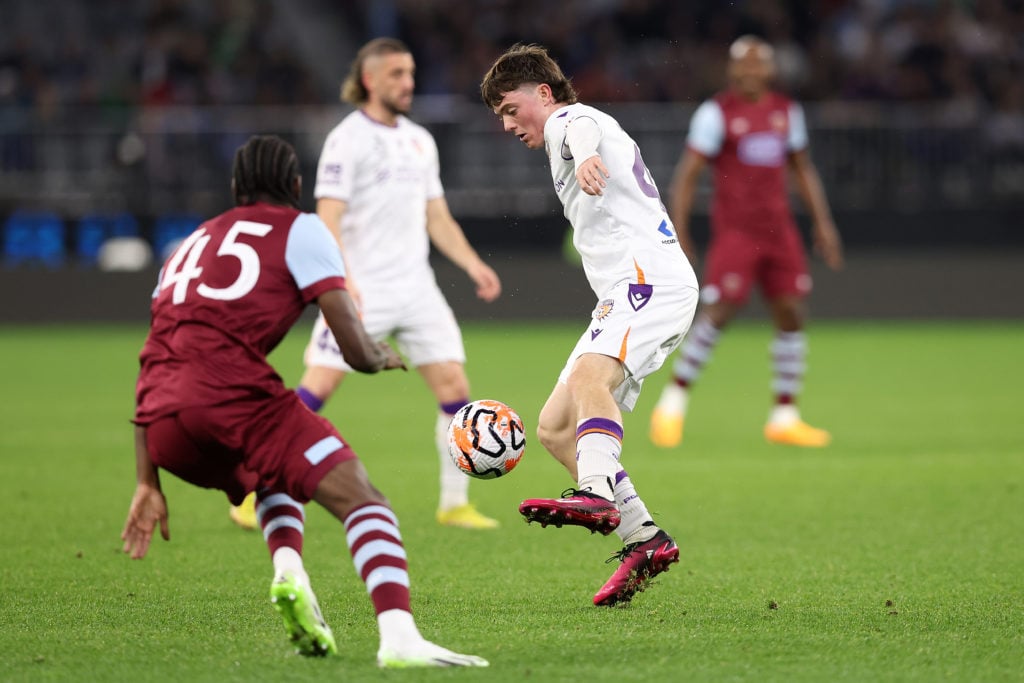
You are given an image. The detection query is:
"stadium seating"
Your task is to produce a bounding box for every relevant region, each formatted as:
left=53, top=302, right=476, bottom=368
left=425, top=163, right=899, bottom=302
left=2, top=211, right=66, bottom=268
left=153, top=214, right=203, bottom=260
left=76, top=212, right=140, bottom=266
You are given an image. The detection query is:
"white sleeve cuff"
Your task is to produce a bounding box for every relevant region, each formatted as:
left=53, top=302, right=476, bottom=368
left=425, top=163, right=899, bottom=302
left=565, top=116, right=603, bottom=170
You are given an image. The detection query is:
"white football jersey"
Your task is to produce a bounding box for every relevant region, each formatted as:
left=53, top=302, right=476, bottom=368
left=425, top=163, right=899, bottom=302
left=314, top=110, right=444, bottom=290
left=544, top=103, right=697, bottom=296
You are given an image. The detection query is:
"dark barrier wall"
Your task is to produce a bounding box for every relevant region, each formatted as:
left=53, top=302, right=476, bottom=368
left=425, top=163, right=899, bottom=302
left=1, top=249, right=1021, bottom=323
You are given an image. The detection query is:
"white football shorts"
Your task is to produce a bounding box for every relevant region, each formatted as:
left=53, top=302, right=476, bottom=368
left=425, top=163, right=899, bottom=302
left=304, top=276, right=466, bottom=372
left=557, top=279, right=699, bottom=411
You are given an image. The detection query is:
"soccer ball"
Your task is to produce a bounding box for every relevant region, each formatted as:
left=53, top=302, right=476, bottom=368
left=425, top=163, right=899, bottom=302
left=447, top=399, right=526, bottom=479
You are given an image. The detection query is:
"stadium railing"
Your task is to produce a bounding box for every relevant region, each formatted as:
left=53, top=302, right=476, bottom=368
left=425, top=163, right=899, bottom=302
left=0, top=100, right=1021, bottom=264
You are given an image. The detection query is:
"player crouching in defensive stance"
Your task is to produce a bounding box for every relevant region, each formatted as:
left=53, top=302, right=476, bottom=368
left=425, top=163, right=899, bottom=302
left=481, top=45, right=699, bottom=605
left=121, top=135, right=486, bottom=667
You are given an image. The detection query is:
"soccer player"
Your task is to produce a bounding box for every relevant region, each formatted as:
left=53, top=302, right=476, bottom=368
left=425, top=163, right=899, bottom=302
left=480, top=44, right=699, bottom=606
left=649, top=35, right=844, bottom=449
left=230, top=38, right=503, bottom=532
left=122, top=135, right=487, bottom=668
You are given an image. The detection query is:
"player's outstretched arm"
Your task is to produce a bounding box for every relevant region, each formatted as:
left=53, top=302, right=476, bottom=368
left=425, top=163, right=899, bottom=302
left=669, top=149, right=708, bottom=264
left=121, top=425, right=170, bottom=560
left=565, top=116, right=608, bottom=196
left=788, top=149, right=843, bottom=271
left=425, top=197, right=502, bottom=302
left=319, top=289, right=406, bottom=373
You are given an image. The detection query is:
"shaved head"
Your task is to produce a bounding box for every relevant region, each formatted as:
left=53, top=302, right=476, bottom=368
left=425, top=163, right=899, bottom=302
left=729, top=35, right=774, bottom=63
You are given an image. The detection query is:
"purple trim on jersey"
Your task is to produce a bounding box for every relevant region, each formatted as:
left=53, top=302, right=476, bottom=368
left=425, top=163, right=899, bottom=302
left=358, top=108, right=400, bottom=129
left=296, top=386, right=324, bottom=413
left=615, top=469, right=629, bottom=485
left=576, top=417, right=623, bottom=442
left=557, top=111, right=569, bottom=118
left=440, top=399, right=469, bottom=416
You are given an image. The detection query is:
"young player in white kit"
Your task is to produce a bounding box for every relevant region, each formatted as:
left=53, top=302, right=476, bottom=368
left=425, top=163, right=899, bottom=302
left=230, top=38, right=503, bottom=531
left=481, top=44, right=700, bottom=605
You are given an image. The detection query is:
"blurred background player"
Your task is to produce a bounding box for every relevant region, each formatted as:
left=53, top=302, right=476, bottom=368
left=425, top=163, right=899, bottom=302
left=230, top=38, right=503, bottom=531
left=481, top=44, right=699, bottom=606
left=649, top=35, right=844, bottom=449
left=123, top=134, right=487, bottom=668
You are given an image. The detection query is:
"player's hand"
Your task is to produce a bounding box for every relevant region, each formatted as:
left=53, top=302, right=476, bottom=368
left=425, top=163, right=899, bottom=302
left=377, top=341, right=407, bottom=371
left=468, top=261, right=502, bottom=302
left=576, top=155, right=609, bottom=196
left=814, top=220, right=844, bottom=271
left=121, top=483, right=169, bottom=560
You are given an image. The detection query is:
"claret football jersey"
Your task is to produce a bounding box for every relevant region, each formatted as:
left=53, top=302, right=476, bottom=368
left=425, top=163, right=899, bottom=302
left=687, top=90, right=808, bottom=233
left=135, top=202, right=345, bottom=423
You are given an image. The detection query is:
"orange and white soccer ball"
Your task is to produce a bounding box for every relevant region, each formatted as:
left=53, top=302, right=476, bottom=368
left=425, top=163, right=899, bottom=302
left=447, top=399, right=526, bottom=479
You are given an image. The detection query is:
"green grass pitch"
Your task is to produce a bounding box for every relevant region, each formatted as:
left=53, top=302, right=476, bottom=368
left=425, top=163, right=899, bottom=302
left=0, top=320, right=1021, bottom=682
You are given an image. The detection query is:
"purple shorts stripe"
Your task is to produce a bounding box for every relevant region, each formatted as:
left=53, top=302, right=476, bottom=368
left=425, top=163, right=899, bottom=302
left=440, top=399, right=470, bottom=416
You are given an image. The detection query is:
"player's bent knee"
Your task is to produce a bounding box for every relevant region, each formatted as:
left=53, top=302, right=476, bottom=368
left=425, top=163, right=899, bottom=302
left=536, top=420, right=569, bottom=455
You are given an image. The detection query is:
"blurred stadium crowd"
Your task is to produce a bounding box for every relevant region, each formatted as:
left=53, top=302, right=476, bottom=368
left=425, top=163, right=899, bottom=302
left=2, top=0, right=1021, bottom=113
left=1, top=0, right=1021, bottom=269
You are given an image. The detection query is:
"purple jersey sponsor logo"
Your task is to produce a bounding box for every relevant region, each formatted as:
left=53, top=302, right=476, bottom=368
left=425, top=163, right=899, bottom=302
left=737, top=132, right=786, bottom=167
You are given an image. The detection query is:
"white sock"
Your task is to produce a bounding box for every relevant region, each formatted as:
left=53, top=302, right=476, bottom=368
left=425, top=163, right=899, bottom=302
left=656, top=382, right=689, bottom=415
left=771, top=331, right=807, bottom=403
left=377, top=608, right=423, bottom=651
left=436, top=412, right=469, bottom=510
left=672, top=314, right=721, bottom=385
left=612, top=469, right=657, bottom=544
left=575, top=418, right=622, bottom=501
left=272, top=547, right=309, bottom=586
left=768, top=403, right=801, bottom=426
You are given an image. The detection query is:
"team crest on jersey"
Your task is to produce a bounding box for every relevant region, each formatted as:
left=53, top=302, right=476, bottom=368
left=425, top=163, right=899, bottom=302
left=730, top=117, right=750, bottom=135
left=770, top=111, right=788, bottom=132
left=410, top=137, right=424, bottom=154
left=628, top=283, right=653, bottom=311
left=592, top=299, right=614, bottom=320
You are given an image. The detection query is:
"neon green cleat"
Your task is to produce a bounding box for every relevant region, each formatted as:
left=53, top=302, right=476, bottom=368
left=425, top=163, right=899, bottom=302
left=270, top=573, right=337, bottom=656
left=229, top=492, right=257, bottom=530
left=436, top=503, right=499, bottom=529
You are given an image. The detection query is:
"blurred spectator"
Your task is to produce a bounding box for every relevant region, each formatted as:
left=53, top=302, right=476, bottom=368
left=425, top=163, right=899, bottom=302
left=1, top=0, right=1021, bottom=109
left=0, top=0, right=324, bottom=108
left=337, top=0, right=1023, bottom=110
